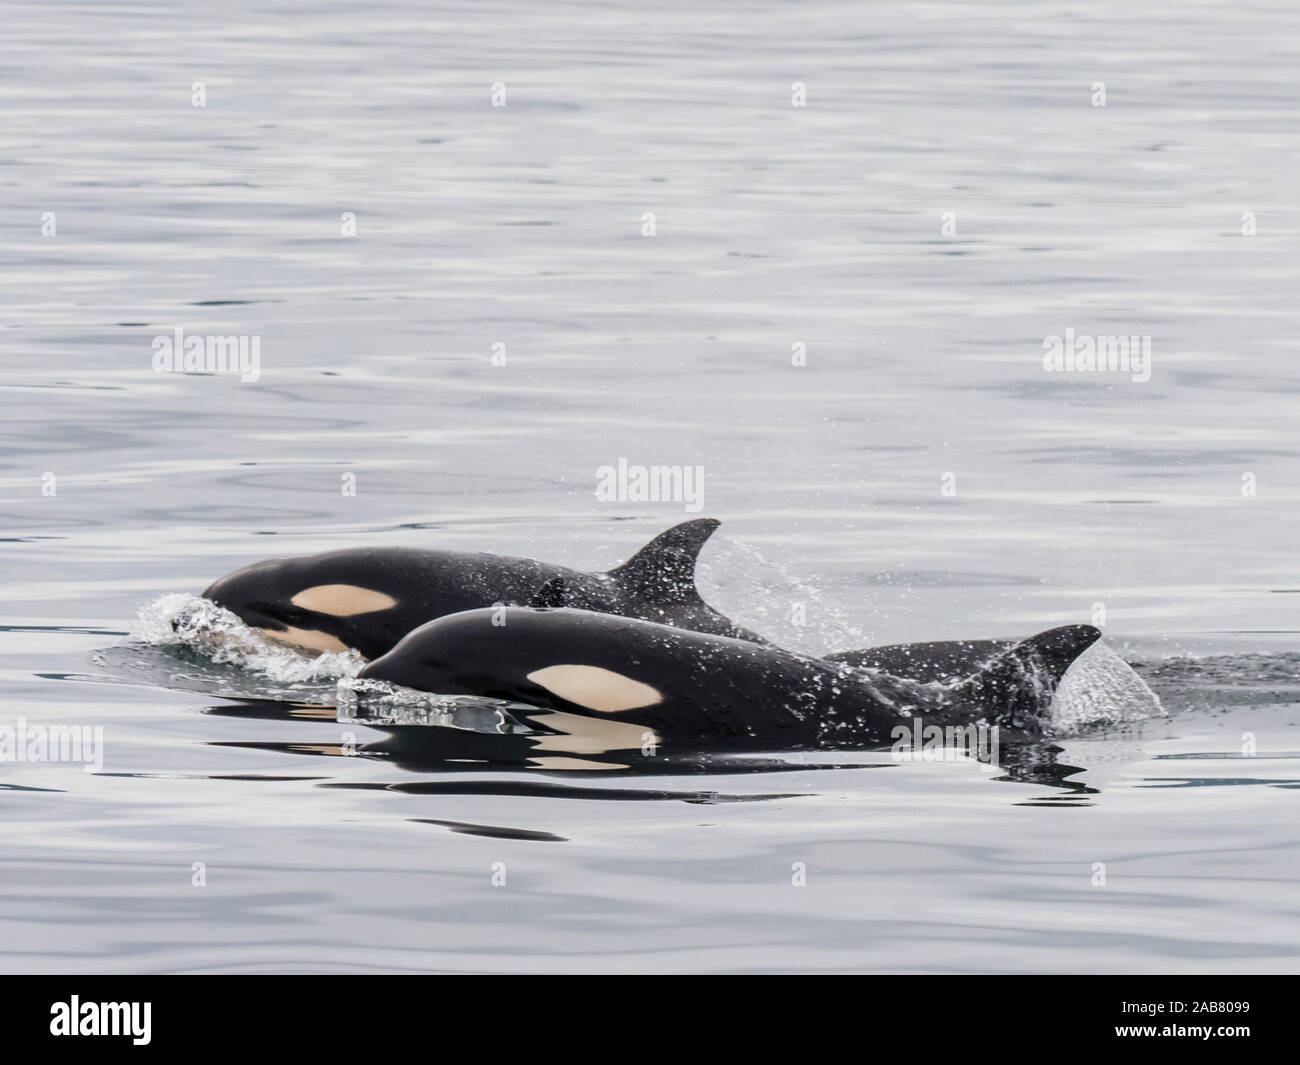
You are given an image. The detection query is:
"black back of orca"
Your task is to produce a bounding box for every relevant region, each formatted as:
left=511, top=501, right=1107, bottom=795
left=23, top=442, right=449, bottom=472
left=358, top=607, right=1102, bottom=750
left=825, top=639, right=1013, bottom=684
left=200, top=518, right=754, bottom=659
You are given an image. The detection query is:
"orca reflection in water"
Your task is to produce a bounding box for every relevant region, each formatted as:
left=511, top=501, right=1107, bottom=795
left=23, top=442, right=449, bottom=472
left=357, top=607, right=1102, bottom=750
left=199, top=518, right=759, bottom=659
left=199, top=696, right=1101, bottom=792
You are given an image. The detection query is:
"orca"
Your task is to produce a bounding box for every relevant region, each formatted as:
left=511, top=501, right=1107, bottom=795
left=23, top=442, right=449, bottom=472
left=356, top=607, right=1102, bottom=749
left=198, top=518, right=760, bottom=660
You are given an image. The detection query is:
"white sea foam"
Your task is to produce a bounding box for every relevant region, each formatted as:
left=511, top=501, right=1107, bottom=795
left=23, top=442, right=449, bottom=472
left=698, top=538, right=873, bottom=655
left=337, top=676, right=526, bottom=731
left=131, top=593, right=365, bottom=684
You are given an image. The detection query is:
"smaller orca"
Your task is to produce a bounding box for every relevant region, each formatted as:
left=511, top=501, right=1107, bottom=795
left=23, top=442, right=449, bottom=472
left=199, top=518, right=758, bottom=660
left=357, top=607, right=1102, bottom=750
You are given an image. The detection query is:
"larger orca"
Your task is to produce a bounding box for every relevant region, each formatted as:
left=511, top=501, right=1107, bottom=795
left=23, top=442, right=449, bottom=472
left=356, top=606, right=1102, bottom=750
left=199, top=518, right=761, bottom=660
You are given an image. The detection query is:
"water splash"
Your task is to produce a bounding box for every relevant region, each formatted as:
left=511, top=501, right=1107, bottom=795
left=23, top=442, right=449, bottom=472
left=1048, top=640, right=1165, bottom=735
left=131, top=593, right=365, bottom=684
left=698, top=537, right=872, bottom=655
left=338, top=676, right=528, bottom=732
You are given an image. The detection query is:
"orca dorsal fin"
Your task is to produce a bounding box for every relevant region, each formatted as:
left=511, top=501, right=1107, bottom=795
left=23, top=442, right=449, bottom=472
left=606, top=518, right=721, bottom=604
left=958, top=624, right=1102, bottom=724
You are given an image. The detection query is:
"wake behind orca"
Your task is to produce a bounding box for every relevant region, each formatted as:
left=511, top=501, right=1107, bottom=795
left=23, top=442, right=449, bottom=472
left=356, top=606, right=1102, bottom=749
left=198, top=518, right=761, bottom=659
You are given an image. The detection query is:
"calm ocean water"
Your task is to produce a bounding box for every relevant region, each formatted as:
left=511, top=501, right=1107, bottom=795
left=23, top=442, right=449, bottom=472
left=1, top=0, right=1297, bottom=973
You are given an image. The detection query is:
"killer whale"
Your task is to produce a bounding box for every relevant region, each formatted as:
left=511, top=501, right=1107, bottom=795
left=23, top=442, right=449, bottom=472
left=357, top=606, right=1102, bottom=749
left=199, top=518, right=760, bottom=660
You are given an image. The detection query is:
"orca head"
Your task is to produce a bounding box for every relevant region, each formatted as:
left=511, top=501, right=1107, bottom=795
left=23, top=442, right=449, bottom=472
left=359, top=607, right=669, bottom=712
left=359, top=607, right=691, bottom=766
left=200, top=553, right=407, bottom=659
left=529, top=518, right=765, bottom=642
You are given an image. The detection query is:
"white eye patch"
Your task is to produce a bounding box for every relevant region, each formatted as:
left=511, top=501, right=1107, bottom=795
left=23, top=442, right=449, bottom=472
left=525, top=664, right=663, bottom=713
left=290, top=584, right=397, bottom=616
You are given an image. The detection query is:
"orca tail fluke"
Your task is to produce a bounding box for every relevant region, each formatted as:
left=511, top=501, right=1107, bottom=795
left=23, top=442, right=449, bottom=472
left=954, top=624, right=1102, bottom=728
left=605, top=518, right=721, bottom=604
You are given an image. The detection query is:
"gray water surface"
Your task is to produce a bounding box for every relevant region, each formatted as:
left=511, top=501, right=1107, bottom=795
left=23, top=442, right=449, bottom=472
left=1, top=0, right=1297, bottom=973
